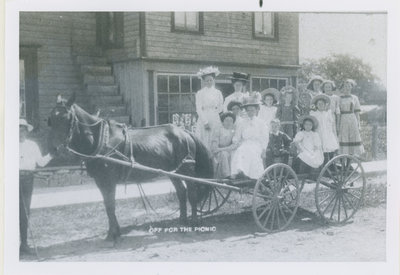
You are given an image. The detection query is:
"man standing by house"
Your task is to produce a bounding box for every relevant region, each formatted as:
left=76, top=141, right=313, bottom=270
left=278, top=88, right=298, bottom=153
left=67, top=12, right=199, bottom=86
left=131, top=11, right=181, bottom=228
left=19, top=118, right=52, bottom=255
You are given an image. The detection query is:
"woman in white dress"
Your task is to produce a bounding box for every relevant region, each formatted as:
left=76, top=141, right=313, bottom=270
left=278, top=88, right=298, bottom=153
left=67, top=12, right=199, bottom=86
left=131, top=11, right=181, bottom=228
left=230, top=96, right=269, bottom=179
left=195, top=66, right=224, bottom=149
left=292, top=115, right=324, bottom=174
left=223, top=72, right=249, bottom=112
left=310, top=94, right=339, bottom=164
left=258, top=88, right=279, bottom=131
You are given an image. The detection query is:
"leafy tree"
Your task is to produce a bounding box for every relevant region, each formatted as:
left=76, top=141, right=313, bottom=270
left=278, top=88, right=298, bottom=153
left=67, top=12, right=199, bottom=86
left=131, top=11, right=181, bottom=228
left=298, top=54, right=385, bottom=104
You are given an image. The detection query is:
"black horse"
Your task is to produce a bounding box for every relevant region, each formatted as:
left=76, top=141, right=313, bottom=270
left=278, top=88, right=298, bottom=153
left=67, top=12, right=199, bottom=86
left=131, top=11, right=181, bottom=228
left=48, top=94, right=213, bottom=241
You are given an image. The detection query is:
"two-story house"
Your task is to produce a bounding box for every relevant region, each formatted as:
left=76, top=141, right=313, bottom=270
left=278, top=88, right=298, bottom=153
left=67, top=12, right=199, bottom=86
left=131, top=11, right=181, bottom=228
left=20, top=12, right=299, bottom=136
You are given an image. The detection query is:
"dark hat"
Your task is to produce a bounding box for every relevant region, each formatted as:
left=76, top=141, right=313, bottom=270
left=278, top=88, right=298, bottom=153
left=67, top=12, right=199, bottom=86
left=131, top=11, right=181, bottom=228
left=260, top=88, right=280, bottom=103
left=311, top=94, right=331, bottom=108
left=227, top=100, right=242, bottom=111
left=306, top=75, right=324, bottom=90
left=242, top=95, right=261, bottom=109
left=321, top=80, right=336, bottom=91
left=220, top=111, right=236, bottom=123
left=230, top=72, right=250, bottom=83
left=298, top=115, right=319, bottom=130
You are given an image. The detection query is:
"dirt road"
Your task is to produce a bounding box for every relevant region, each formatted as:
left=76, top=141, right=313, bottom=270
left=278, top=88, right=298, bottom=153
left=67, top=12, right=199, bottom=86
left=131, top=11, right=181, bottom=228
left=22, top=175, right=386, bottom=262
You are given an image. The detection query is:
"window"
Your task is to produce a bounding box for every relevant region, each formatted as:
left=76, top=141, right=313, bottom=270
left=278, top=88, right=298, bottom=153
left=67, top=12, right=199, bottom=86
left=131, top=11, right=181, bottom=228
left=251, top=76, right=288, bottom=92
left=156, top=74, right=200, bottom=131
left=253, top=12, right=278, bottom=40
left=172, top=12, right=203, bottom=33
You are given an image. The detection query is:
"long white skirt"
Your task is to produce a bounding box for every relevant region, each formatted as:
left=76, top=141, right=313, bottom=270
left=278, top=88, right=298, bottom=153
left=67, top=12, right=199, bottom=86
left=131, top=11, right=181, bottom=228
left=231, top=140, right=264, bottom=179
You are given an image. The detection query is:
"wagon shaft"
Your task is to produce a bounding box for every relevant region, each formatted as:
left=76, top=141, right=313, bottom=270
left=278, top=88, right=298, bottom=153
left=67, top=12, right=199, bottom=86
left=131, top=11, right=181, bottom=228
left=97, top=155, right=242, bottom=192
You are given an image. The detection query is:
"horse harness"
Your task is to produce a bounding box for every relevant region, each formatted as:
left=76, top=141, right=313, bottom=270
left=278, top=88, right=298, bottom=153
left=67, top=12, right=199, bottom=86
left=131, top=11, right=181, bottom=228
left=64, top=104, right=196, bottom=174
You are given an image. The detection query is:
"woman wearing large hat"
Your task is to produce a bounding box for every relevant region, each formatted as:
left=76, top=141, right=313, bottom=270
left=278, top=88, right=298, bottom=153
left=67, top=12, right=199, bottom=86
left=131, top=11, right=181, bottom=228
left=195, top=66, right=224, bottom=149
left=223, top=72, right=250, bottom=112
left=306, top=75, right=324, bottom=98
left=276, top=85, right=300, bottom=139
left=230, top=95, right=269, bottom=179
left=337, top=79, right=364, bottom=156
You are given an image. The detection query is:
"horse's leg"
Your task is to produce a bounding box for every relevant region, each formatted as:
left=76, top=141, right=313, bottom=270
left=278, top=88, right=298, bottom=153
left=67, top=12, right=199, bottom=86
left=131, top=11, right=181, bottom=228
left=170, top=177, right=188, bottom=224
left=94, top=178, right=121, bottom=241
left=179, top=163, right=199, bottom=225
left=186, top=181, right=199, bottom=225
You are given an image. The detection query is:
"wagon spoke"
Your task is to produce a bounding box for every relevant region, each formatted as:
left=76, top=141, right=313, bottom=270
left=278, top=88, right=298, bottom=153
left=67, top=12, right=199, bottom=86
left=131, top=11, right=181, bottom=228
left=330, top=195, right=339, bottom=220
left=343, top=164, right=359, bottom=185
left=269, top=205, right=276, bottom=231
left=322, top=193, right=337, bottom=215
left=276, top=205, right=281, bottom=229
left=337, top=195, right=342, bottom=223
left=254, top=193, right=274, bottom=200
left=342, top=192, right=356, bottom=210
left=346, top=175, right=362, bottom=187
left=318, top=191, right=335, bottom=206
left=257, top=203, right=272, bottom=220
left=207, top=190, right=212, bottom=212
left=342, top=195, right=349, bottom=219
left=262, top=204, right=274, bottom=228
left=212, top=189, right=219, bottom=209
left=281, top=202, right=294, bottom=216
left=278, top=166, right=284, bottom=183
left=278, top=203, right=288, bottom=224
left=325, top=167, right=340, bottom=186
left=346, top=191, right=361, bottom=201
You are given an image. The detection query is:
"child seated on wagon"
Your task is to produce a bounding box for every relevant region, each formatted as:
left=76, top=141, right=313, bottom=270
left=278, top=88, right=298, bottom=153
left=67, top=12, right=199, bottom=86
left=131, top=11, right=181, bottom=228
left=264, top=119, right=292, bottom=168
left=292, top=115, right=324, bottom=175
left=211, top=112, right=237, bottom=179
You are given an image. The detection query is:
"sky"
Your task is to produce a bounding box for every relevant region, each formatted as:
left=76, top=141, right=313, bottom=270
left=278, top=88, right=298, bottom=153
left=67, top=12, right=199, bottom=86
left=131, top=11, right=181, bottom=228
left=299, top=13, right=387, bottom=86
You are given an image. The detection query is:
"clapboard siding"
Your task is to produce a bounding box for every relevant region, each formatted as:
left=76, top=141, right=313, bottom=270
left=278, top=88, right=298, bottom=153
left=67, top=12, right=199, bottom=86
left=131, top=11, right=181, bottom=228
left=20, top=12, right=96, bottom=129
left=123, top=12, right=140, bottom=52
left=145, top=12, right=298, bottom=66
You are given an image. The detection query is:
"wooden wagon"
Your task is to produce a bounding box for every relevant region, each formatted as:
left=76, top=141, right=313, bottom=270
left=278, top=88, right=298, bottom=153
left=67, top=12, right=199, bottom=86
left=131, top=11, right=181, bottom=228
left=95, top=153, right=366, bottom=233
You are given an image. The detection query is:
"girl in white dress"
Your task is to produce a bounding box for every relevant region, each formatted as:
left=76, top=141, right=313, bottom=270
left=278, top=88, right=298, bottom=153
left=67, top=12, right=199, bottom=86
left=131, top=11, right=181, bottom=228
left=258, top=88, right=279, bottom=131
left=195, top=66, right=224, bottom=149
left=292, top=115, right=324, bottom=174
left=321, top=80, right=340, bottom=133
left=310, top=94, right=339, bottom=164
left=230, top=96, right=269, bottom=179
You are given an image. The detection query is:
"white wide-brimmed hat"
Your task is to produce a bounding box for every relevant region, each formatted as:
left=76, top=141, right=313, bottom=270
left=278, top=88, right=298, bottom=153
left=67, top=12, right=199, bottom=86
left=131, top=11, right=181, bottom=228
left=19, top=118, right=33, bottom=132
left=306, top=75, right=324, bottom=90
left=298, top=115, right=319, bottom=130
left=260, top=88, right=280, bottom=103
left=197, top=66, right=220, bottom=79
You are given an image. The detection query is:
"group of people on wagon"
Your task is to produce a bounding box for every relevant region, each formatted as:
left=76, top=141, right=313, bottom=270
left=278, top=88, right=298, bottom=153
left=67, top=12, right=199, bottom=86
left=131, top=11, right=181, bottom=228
left=194, top=66, right=365, bottom=180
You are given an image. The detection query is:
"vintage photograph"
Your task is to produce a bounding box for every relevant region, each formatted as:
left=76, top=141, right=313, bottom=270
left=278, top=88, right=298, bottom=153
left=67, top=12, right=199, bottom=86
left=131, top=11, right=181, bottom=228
left=16, top=11, right=387, bottom=262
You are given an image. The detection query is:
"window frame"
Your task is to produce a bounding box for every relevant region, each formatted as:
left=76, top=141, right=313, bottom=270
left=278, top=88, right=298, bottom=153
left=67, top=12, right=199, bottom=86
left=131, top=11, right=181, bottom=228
left=250, top=76, right=289, bottom=92
left=252, top=12, right=279, bottom=41
left=171, top=12, right=204, bottom=35
left=155, top=72, right=199, bottom=128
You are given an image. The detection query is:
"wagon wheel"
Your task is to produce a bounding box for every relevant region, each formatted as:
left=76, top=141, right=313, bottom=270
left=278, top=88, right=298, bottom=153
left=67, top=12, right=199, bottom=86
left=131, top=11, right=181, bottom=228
left=252, top=163, right=301, bottom=233
left=197, top=186, right=232, bottom=215
left=315, top=154, right=366, bottom=224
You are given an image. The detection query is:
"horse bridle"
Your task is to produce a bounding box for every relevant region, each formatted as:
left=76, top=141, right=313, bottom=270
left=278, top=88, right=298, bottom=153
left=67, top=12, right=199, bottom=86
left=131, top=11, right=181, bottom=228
left=53, top=104, right=106, bottom=156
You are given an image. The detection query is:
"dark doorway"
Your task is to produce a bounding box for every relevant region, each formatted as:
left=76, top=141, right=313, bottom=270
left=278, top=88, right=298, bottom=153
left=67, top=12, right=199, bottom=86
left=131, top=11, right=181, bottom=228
left=96, top=12, right=124, bottom=49
left=20, top=46, right=39, bottom=129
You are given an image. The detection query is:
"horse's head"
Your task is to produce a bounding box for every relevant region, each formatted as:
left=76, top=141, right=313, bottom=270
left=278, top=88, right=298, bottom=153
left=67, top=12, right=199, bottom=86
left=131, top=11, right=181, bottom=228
left=47, top=93, right=76, bottom=153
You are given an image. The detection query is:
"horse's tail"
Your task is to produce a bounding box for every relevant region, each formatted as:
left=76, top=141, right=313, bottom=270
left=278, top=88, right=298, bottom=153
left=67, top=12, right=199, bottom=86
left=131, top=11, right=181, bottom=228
left=188, top=132, right=214, bottom=201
